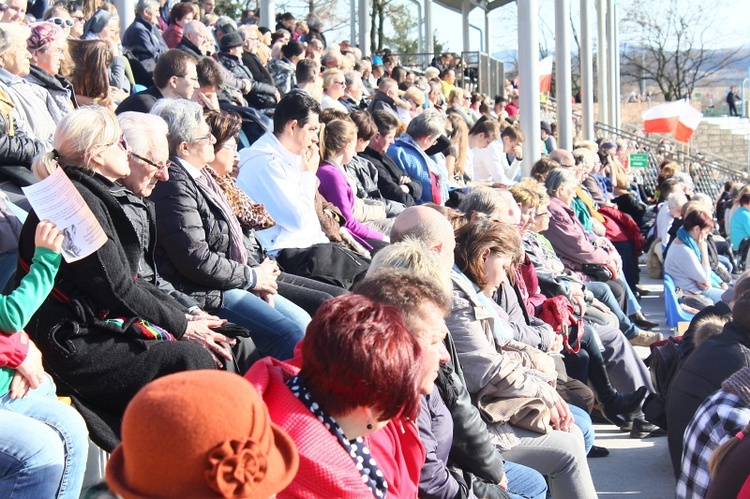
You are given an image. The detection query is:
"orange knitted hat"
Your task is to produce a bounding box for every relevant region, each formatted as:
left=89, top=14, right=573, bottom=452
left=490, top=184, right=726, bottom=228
left=106, top=370, right=299, bottom=498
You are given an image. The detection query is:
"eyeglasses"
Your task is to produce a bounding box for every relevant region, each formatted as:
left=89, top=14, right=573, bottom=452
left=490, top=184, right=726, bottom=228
left=534, top=211, right=550, bottom=218
left=129, top=151, right=169, bottom=173
left=49, top=17, right=74, bottom=27
left=191, top=132, right=214, bottom=143
left=103, top=134, right=129, bottom=151
left=333, top=80, right=346, bottom=86
left=177, top=74, right=200, bottom=84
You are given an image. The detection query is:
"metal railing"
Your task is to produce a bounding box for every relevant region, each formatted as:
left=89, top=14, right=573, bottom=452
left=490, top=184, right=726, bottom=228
left=539, top=98, right=748, bottom=199
left=593, top=122, right=747, bottom=200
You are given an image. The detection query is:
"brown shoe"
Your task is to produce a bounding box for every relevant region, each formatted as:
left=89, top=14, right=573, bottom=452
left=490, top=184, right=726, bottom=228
left=629, top=330, right=664, bottom=347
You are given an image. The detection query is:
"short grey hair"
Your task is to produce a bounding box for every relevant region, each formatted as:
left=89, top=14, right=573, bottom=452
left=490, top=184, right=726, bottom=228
left=136, top=0, right=159, bottom=15
left=151, top=99, right=204, bottom=157
left=667, top=192, right=688, bottom=212
left=344, top=70, right=362, bottom=90
left=545, top=168, right=578, bottom=197
left=183, top=20, right=204, bottom=40
left=118, top=112, right=169, bottom=157
left=406, top=109, right=445, bottom=140
left=458, top=186, right=506, bottom=218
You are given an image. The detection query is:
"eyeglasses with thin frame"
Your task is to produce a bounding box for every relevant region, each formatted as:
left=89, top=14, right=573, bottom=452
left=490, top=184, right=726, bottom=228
left=177, top=74, right=200, bottom=84
left=129, top=151, right=169, bottom=173
left=191, top=132, right=214, bottom=143
left=102, top=134, right=129, bottom=151
left=49, top=17, right=74, bottom=27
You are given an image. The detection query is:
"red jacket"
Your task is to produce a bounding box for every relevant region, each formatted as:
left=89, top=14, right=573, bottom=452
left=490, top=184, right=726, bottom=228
left=246, top=354, right=424, bottom=498
left=598, top=206, right=645, bottom=256
left=0, top=331, right=28, bottom=369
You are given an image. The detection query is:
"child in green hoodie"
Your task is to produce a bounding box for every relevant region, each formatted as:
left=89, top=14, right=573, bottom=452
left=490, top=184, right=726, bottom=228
left=0, top=220, right=89, bottom=498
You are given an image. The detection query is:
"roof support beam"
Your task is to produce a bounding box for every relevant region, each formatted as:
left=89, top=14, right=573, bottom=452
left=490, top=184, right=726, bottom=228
left=518, top=0, right=542, bottom=172
left=555, top=0, right=573, bottom=150
left=580, top=0, right=595, bottom=139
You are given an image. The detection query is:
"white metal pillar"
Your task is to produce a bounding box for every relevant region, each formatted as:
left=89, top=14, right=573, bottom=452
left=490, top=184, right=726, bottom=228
left=425, top=0, right=433, bottom=56
left=580, top=0, right=595, bottom=140
left=554, top=0, right=573, bottom=150
left=606, top=0, right=617, bottom=128
left=462, top=1, right=471, bottom=54
left=518, top=0, right=541, bottom=172
left=114, top=0, right=134, bottom=38
left=259, top=0, right=275, bottom=31
left=350, top=0, right=357, bottom=46
left=358, top=0, right=371, bottom=56
left=484, top=9, right=490, bottom=56
left=612, top=0, right=621, bottom=129
left=596, top=0, right=609, bottom=126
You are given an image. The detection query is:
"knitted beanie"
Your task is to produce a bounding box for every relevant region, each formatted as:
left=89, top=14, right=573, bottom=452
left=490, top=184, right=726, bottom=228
left=106, top=370, right=299, bottom=498
left=722, top=366, right=750, bottom=407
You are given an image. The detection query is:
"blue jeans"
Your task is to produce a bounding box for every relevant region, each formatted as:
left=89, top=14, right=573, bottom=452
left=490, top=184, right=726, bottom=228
left=620, top=276, right=642, bottom=314
left=569, top=404, right=594, bottom=454
left=717, top=254, right=732, bottom=274
left=701, top=286, right=726, bottom=304
left=218, top=288, right=310, bottom=360
left=505, top=461, right=548, bottom=499
left=586, top=281, right=639, bottom=339
left=0, top=375, right=88, bottom=498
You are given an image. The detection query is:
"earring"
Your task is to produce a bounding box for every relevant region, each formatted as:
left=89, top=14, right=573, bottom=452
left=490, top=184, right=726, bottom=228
left=366, top=420, right=373, bottom=430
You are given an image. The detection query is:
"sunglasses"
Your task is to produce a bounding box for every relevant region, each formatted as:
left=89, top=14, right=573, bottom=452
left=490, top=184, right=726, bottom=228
left=49, top=17, right=74, bottom=27
left=129, top=151, right=169, bottom=173
left=103, top=134, right=129, bottom=151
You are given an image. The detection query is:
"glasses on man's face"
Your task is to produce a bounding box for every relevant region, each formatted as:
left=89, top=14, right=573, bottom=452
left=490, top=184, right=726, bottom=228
left=49, top=17, right=74, bottom=27
left=177, top=74, right=200, bottom=84
left=129, top=151, right=169, bottom=173
left=191, top=132, right=215, bottom=143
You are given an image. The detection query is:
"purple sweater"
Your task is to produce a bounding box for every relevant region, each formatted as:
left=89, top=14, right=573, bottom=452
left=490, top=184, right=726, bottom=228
left=316, top=161, right=385, bottom=246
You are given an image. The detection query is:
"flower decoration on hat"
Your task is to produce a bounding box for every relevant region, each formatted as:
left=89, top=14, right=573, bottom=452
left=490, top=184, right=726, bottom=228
left=206, top=438, right=268, bottom=497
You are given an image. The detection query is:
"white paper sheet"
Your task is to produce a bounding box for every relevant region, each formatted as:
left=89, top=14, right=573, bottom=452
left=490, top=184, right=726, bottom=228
left=22, top=168, right=107, bottom=263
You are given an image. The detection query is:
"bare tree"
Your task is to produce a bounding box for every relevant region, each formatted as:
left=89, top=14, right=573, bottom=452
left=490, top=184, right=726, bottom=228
left=620, top=0, right=743, bottom=101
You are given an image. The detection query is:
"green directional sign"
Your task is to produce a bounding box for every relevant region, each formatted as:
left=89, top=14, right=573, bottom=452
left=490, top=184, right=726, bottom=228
left=630, top=153, right=649, bottom=168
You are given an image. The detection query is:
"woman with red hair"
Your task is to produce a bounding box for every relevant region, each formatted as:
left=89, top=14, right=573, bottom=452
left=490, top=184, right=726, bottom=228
left=245, top=294, right=425, bottom=498
left=664, top=209, right=727, bottom=307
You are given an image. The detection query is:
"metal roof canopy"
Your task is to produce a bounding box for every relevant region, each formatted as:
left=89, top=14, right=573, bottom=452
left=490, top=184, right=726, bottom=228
left=433, top=0, right=512, bottom=14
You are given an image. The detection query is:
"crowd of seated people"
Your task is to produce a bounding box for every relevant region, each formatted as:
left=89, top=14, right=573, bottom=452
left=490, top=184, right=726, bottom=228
left=3, top=3, right=750, bottom=497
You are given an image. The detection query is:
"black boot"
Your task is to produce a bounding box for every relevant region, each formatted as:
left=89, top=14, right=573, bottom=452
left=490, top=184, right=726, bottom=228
left=588, top=362, right=648, bottom=427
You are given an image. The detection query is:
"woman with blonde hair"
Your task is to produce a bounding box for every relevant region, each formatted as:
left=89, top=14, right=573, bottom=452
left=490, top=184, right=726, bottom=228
left=320, top=68, right=348, bottom=112
left=18, top=106, right=220, bottom=452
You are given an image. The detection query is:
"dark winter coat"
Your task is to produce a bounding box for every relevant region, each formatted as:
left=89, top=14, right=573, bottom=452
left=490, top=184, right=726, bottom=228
left=666, top=321, right=750, bottom=476
left=16, top=167, right=214, bottom=450
left=150, top=159, right=256, bottom=311
left=359, top=147, right=422, bottom=207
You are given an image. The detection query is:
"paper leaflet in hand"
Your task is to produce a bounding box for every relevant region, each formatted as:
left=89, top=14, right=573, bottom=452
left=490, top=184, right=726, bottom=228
left=21, top=168, right=107, bottom=262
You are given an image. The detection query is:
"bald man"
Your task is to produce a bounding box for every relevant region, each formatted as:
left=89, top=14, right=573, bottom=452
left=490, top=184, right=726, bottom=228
left=390, top=206, right=456, bottom=270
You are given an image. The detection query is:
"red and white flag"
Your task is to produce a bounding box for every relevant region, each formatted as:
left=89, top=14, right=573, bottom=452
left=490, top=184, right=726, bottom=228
left=674, top=102, right=703, bottom=143
left=642, top=99, right=684, bottom=134
left=539, top=56, right=553, bottom=93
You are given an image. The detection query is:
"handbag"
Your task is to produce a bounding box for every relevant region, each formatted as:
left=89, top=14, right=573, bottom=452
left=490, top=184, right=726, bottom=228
left=580, top=263, right=613, bottom=282
left=537, top=296, right=582, bottom=354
